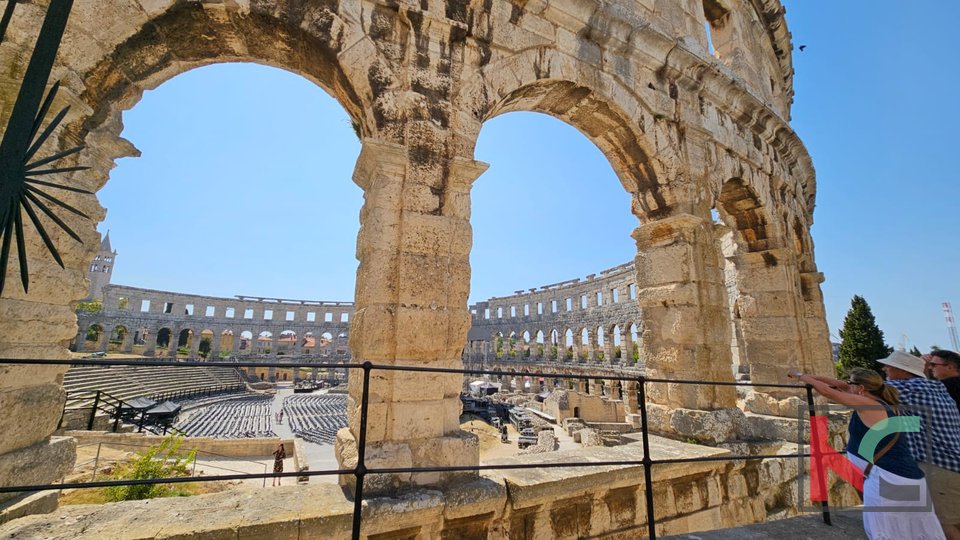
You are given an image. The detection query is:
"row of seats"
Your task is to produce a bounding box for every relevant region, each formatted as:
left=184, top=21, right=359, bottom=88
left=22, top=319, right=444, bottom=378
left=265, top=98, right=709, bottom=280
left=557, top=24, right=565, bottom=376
left=282, top=395, right=347, bottom=445
left=175, top=396, right=276, bottom=438
left=63, top=365, right=243, bottom=407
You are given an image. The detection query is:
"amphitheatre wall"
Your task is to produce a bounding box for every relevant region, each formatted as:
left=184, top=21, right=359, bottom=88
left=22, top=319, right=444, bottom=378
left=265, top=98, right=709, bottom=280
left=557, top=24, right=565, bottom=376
left=77, top=284, right=354, bottom=358
left=0, top=0, right=837, bottom=534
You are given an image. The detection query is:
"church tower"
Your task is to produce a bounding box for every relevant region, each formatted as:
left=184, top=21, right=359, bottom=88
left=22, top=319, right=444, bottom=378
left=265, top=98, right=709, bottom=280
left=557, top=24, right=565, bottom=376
left=86, top=231, right=117, bottom=301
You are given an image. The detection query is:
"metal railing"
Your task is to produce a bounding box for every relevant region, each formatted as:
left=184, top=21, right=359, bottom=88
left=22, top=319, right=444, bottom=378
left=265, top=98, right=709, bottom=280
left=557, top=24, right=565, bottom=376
left=1, top=357, right=833, bottom=540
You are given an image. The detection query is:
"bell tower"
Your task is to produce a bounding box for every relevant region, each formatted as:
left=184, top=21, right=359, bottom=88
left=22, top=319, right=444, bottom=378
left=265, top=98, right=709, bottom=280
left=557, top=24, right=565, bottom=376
left=86, top=231, right=117, bottom=301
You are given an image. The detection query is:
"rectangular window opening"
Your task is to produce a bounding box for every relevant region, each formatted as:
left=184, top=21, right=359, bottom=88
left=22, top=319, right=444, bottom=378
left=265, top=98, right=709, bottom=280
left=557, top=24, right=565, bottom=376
left=244, top=308, right=254, bottom=320
left=205, top=306, right=215, bottom=317
left=140, top=300, right=151, bottom=312
left=580, top=295, right=587, bottom=309
left=225, top=307, right=235, bottom=318
left=286, top=311, right=295, bottom=321
left=163, top=302, right=173, bottom=314
left=340, top=313, right=349, bottom=323
left=307, top=312, right=316, bottom=322
left=264, top=309, right=273, bottom=320
left=184, top=304, right=194, bottom=316
left=325, top=313, right=333, bottom=322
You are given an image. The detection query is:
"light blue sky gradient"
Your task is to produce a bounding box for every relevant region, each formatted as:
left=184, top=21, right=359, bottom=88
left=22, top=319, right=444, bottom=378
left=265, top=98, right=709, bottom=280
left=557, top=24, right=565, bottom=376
left=96, top=1, right=959, bottom=352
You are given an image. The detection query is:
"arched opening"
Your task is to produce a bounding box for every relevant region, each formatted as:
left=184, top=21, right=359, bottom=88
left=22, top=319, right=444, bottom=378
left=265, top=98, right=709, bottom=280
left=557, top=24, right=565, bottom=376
left=84, top=324, right=105, bottom=351
left=155, top=327, right=172, bottom=354
left=108, top=325, right=127, bottom=352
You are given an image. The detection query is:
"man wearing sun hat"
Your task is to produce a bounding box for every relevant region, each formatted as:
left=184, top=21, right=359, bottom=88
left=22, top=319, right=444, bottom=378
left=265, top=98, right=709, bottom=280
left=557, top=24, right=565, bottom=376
left=880, top=350, right=960, bottom=539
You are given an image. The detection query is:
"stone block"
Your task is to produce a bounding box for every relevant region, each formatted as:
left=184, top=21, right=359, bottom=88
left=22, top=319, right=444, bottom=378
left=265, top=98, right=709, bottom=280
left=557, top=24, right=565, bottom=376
left=0, top=384, right=66, bottom=455
left=0, top=491, right=58, bottom=526
left=668, top=408, right=746, bottom=444
left=0, top=436, right=76, bottom=507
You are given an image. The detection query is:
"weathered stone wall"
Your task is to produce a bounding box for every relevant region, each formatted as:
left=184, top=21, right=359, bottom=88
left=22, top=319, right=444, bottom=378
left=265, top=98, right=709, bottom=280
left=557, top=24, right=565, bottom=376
left=76, top=284, right=353, bottom=357
left=0, top=0, right=834, bottom=527
left=467, top=262, right=644, bottom=365
left=0, top=438, right=857, bottom=539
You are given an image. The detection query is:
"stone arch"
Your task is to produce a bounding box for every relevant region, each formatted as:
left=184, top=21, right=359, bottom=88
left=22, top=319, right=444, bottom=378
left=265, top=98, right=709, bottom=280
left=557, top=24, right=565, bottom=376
left=83, top=323, right=105, bottom=351
left=463, top=72, right=673, bottom=222
left=220, top=329, right=235, bottom=355
left=156, top=327, right=173, bottom=350
left=107, top=325, right=127, bottom=352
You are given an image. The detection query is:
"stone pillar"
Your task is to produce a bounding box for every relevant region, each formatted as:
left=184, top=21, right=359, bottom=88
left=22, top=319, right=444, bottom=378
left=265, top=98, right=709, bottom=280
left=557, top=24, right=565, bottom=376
left=120, top=329, right=135, bottom=353
left=632, top=214, right=736, bottom=409
left=603, top=331, right=615, bottom=364
left=729, top=248, right=811, bottom=396
left=98, top=326, right=112, bottom=352
left=590, top=378, right=602, bottom=396
left=211, top=332, right=222, bottom=357
left=293, top=334, right=303, bottom=356
left=190, top=332, right=202, bottom=358
left=143, top=327, right=157, bottom=357
left=168, top=328, right=180, bottom=359
left=623, top=381, right=638, bottom=414
left=623, top=332, right=635, bottom=366
left=799, top=271, right=834, bottom=376
left=335, top=140, right=486, bottom=494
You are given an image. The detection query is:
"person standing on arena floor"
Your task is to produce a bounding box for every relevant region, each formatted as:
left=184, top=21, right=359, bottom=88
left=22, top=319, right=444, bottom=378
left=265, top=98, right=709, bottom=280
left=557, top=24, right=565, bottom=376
left=787, top=365, right=945, bottom=540
left=923, top=350, right=960, bottom=411
left=272, top=443, right=286, bottom=487
left=879, top=351, right=960, bottom=540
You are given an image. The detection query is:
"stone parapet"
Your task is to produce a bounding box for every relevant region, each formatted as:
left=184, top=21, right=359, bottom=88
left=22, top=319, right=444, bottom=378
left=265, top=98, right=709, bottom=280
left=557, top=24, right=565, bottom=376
left=0, top=437, right=835, bottom=539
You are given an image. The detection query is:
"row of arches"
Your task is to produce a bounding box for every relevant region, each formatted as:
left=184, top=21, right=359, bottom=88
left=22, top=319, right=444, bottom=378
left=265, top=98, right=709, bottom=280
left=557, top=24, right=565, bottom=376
left=77, top=323, right=349, bottom=359
left=467, top=323, right=642, bottom=364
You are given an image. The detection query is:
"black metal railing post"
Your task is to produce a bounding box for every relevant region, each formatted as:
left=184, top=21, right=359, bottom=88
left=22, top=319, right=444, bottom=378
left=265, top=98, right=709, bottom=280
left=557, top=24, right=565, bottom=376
left=111, top=398, right=121, bottom=432
left=88, top=390, right=100, bottom=430
left=805, top=384, right=831, bottom=526
left=351, top=362, right=373, bottom=540
left=636, top=376, right=657, bottom=540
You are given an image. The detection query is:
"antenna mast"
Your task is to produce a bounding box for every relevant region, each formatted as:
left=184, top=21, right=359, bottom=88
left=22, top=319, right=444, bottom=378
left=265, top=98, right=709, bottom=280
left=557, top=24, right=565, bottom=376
left=943, top=302, right=960, bottom=351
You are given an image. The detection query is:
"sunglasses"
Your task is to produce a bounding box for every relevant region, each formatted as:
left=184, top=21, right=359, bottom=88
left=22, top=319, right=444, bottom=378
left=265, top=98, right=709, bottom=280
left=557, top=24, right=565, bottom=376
left=927, top=362, right=949, bottom=368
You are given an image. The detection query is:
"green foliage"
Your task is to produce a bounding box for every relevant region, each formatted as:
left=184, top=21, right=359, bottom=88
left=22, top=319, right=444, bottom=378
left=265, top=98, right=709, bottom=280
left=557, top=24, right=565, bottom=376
left=198, top=337, right=212, bottom=359
left=613, top=346, right=622, bottom=359
left=105, top=435, right=196, bottom=502
left=838, top=295, right=892, bottom=375
left=176, top=346, right=189, bottom=356
left=118, top=297, right=129, bottom=310
left=85, top=326, right=101, bottom=341
left=909, top=345, right=923, bottom=357
left=77, top=299, right=102, bottom=314
left=632, top=348, right=640, bottom=361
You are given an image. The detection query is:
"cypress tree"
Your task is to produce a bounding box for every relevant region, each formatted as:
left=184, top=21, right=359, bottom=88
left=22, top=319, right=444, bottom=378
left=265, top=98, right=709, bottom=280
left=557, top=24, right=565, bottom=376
left=838, top=295, right=892, bottom=375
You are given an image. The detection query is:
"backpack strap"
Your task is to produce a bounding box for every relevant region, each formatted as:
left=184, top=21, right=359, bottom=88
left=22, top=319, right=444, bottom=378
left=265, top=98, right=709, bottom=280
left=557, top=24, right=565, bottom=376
left=863, top=406, right=901, bottom=478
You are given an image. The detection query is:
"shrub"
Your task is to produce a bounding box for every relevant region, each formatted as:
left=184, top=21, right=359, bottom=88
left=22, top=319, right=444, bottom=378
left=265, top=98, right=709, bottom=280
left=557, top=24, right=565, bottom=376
left=105, top=436, right=196, bottom=502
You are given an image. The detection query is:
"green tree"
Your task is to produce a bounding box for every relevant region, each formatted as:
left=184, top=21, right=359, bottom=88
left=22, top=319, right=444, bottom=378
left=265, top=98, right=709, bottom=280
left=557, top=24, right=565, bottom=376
left=909, top=345, right=923, bottom=357
left=838, top=295, right=892, bottom=375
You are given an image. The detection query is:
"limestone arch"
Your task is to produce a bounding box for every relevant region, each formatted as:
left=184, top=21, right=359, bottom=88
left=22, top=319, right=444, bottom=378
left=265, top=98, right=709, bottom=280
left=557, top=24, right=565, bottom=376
left=716, top=177, right=775, bottom=253
left=463, top=72, right=674, bottom=222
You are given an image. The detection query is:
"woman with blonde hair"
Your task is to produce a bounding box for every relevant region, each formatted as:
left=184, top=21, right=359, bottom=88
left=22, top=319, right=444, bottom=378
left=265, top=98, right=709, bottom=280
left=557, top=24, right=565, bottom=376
left=787, top=367, right=944, bottom=539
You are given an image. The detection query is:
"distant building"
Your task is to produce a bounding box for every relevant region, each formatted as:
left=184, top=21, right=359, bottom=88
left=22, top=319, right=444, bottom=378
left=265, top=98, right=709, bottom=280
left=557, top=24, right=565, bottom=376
left=831, top=342, right=840, bottom=363
left=85, top=231, right=117, bottom=301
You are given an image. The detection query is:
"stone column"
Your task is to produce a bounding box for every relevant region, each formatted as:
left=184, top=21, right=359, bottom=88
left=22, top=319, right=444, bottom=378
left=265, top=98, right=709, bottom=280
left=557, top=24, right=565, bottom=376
left=729, top=247, right=811, bottom=397
left=211, top=332, right=222, bottom=358
left=190, top=332, right=202, bottom=358
left=632, top=214, right=736, bottom=409
left=168, top=328, right=180, bottom=359
left=603, top=331, right=615, bottom=364
left=623, top=381, right=638, bottom=414
left=590, top=378, right=602, bottom=396
left=143, top=327, right=157, bottom=357
left=335, top=140, right=486, bottom=494
left=120, top=329, right=135, bottom=353
left=98, top=326, right=112, bottom=352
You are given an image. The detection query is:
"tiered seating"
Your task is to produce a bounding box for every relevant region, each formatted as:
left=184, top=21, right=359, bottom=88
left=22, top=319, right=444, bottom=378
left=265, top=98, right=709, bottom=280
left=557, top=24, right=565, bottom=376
left=282, top=394, right=348, bottom=445
left=62, top=364, right=244, bottom=407
left=175, top=396, right=275, bottom=438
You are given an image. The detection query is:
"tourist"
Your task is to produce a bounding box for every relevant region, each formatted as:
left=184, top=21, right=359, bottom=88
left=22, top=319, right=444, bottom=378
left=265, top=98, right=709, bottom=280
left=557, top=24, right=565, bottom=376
left=879, top=351, right=960, bottom=540
left=786, top=366, right=944, bottom=539
left=278, top=410, right=284, bottom=424
left=272, top=443, right=286, bottom=487
left=923, top=350, right=960, bottom=411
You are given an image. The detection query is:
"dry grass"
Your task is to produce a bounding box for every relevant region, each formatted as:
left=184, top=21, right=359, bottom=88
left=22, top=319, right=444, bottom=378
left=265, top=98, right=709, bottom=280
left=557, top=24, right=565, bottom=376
left=59, top=480, right=233, bottom=506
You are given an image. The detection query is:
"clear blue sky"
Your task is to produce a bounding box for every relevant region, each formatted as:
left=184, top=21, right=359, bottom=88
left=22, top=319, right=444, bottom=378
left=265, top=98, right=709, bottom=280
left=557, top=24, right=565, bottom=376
left=97, top=1, right=959, bottom=353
